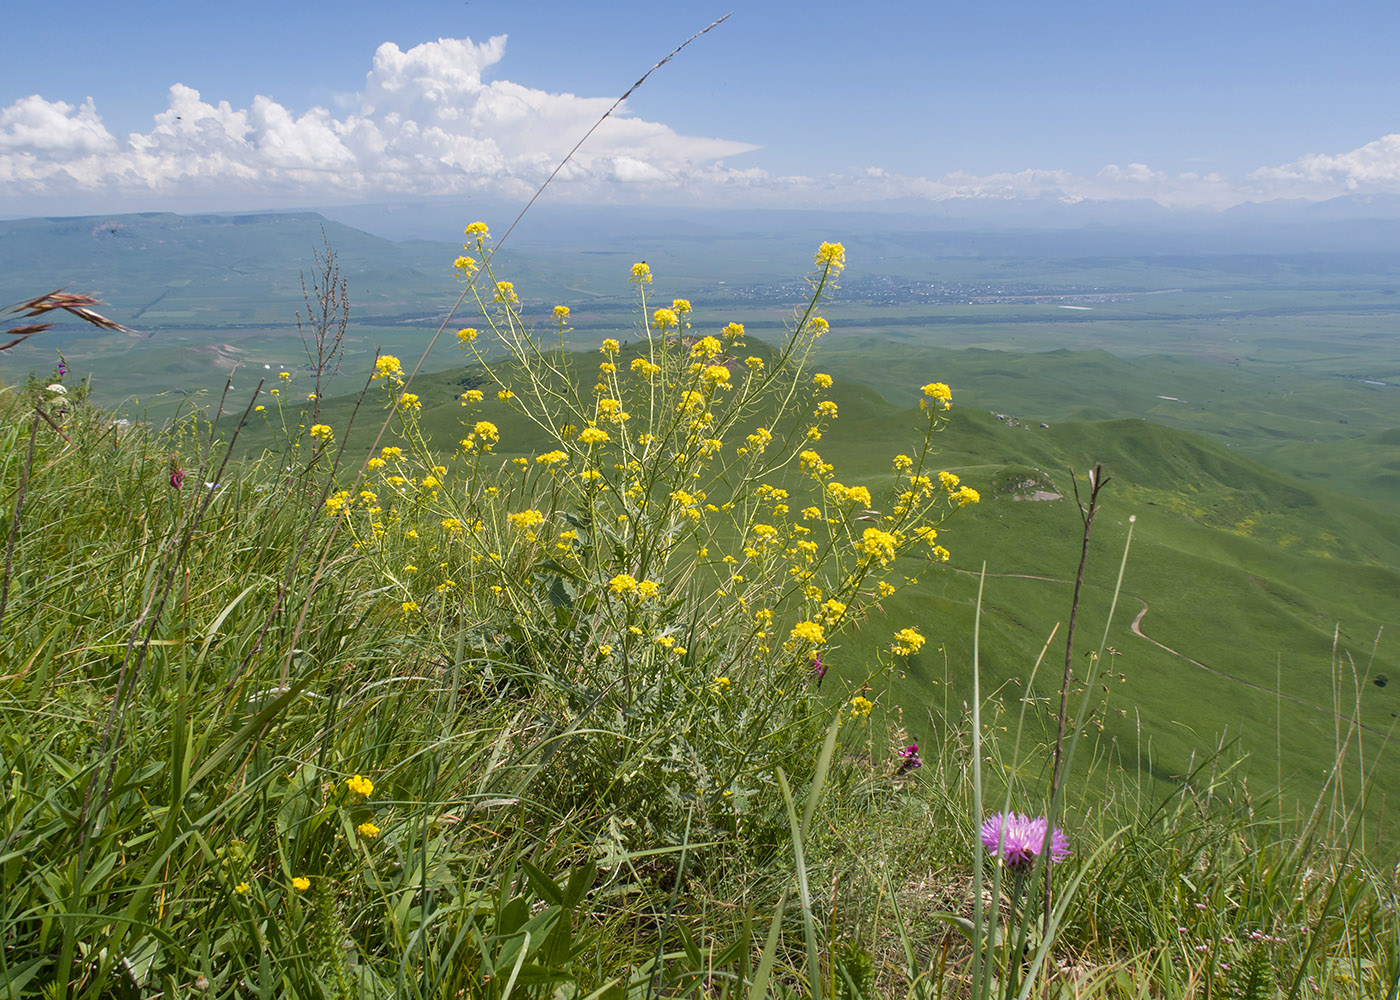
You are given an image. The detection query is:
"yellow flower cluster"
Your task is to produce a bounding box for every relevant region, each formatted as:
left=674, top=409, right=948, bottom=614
left=608, top=573, right=638, bottom=595
left=470, top=420, right=498, bottom=443
left=494, top=281, right=519, bottom=306
left=921, top=382, right=953, bottom=410
left=790, top=620, right=825, bottom=645
left=324, top=490, right=353, bottom=515
left=848, top=695, right=873, bottom=718
left=553, top=305, right=571, bottom=321
left=457, top=327, right=479, bottom=345
left=373, top=355, right=403, bottom=381
left=691, top=336, right=722, bottom=359
left=508, top=509, right=545, bottom=531
left=860, top=527, right=899, bottom=567
left=827, top=482, right=872, bottom=508
left=701, top=365, right=731, bottom=388
left=814, top=242, right=846, bottom=275
left=597, top=398, right=629, bottom=423
left=578, top=426, right=609, bottom=445
left=891, top=627, right=926, bottom=656
left=309, top=424, right=333, bottom=441
left=346, top=774, right=374, bottom=797
left=630, top=262, right=652, bottom=283
left=653, top=307, right=678, bottom=331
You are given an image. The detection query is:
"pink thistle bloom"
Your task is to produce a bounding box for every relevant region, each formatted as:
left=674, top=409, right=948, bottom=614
left=980, top=812, right=1069, bottom=870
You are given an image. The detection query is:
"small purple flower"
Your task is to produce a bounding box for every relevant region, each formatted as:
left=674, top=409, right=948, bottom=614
left=980, top=812, right=1069, bottom=870
left=57, top=361, right=68, bottom=377
left=169, top=465, right=186, bottom=490
left=810, top=652, right=826, bottom=688
left=895, top=741, right=922, bottom=775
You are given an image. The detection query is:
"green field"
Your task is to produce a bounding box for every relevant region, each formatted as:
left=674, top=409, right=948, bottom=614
left=6, top=209, right=1398, bottom=819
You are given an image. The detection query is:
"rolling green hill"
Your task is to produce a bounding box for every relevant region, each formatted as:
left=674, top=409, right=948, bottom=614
left=231, top=340, right=1399, bottom=821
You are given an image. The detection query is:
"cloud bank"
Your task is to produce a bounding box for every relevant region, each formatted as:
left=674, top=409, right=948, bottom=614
left=3, top=35, right=1400, bottom=214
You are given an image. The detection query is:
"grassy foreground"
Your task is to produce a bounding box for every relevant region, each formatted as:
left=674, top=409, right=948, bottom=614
left=2, top=238, right=1397, bottom=998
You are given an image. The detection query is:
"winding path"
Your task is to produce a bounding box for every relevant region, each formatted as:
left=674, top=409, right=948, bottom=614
left=951, top=568, right=1387, bottom=738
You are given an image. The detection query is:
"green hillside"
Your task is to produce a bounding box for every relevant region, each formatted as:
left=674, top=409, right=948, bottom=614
left=7, top=235, right=1400, bottom=995
left=235, top=340, right=1400, bottom=822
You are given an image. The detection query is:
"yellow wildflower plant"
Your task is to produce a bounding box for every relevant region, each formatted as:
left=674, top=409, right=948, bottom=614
left=398, top=236, right=978, bottom=841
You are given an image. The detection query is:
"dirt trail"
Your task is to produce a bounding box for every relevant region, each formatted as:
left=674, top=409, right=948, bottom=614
left=951, top=568, right=1385, bottom=737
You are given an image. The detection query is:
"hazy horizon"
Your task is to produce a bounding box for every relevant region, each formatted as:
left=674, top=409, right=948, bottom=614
left=5, top=1, right=1400, bottom=220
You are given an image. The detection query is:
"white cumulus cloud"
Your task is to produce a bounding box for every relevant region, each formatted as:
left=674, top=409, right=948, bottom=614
left=0, top=34, right=756, bottom=211
left=3, top=35, right=1400, bottom=215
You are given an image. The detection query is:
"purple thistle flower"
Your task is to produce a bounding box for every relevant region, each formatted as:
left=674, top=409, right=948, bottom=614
left=980, top=812, right=1069, bottom=870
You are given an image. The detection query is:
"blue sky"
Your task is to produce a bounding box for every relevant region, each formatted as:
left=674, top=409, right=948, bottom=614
left=3, top=0, right=1399, bottom=216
